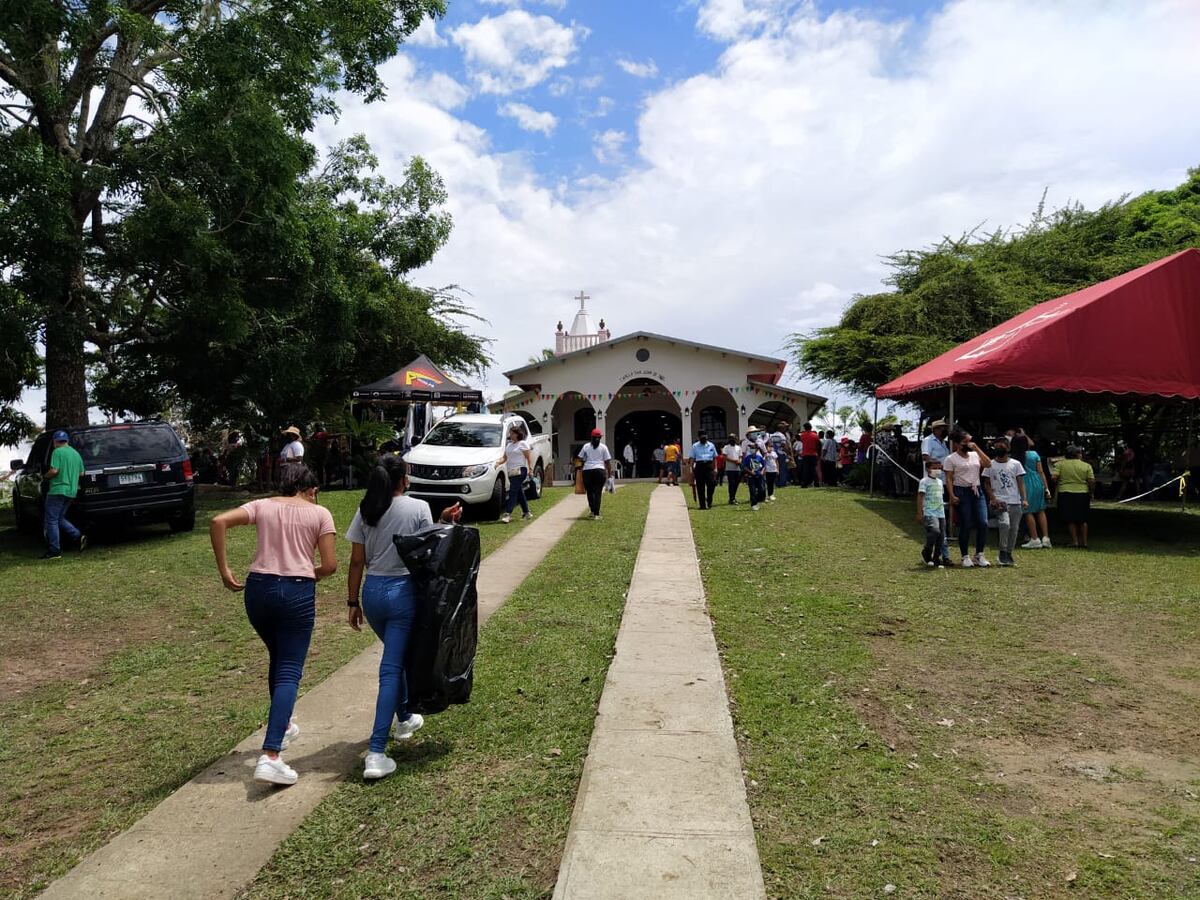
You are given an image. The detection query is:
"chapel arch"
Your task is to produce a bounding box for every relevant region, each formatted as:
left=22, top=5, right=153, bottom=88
left=607, top=377, right=683, bottom=477
left=690, top=385, right=738, bottom=445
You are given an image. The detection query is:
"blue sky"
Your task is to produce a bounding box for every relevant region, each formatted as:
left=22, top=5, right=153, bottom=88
left=407, top=0, right=948, bottom=187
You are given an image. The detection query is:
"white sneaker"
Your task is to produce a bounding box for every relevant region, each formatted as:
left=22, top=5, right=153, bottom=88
left=1041, top=537, right=1052, bottom=549
left=280, top=719, right=300, bottom=750
left=500, top=513, right=511, bottom=524
left=522, top=512, right=533, bottom=520
left=1020, top=538, right=1042, bottom=549
left=394, top=713, right=425, bottom=741
left=974, top=553, right=991, bottom=568
left=752, top=504, right=761, bottom=511
left=254, top=754, right=298, bottom=786
left=363, top=752, right=397, bottom=780
left=768, top=495, right=777, bottom=502
left=960, top=555, right=975, bottom=568
left=925, top=560, right=936, bottom=568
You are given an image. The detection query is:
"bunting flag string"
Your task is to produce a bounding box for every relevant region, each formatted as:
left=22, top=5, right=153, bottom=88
left=496, top=382, right=798, bottom=412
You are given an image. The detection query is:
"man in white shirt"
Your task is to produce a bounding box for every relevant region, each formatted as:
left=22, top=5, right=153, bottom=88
left=622, top=442, right=636, bottom=478
left=576, top=428, right=612, bottom=519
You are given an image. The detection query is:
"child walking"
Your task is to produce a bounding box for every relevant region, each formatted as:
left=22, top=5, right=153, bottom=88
left=916, top=460, right=947, bottom=568
left=742, top=443, right=766, bottom=511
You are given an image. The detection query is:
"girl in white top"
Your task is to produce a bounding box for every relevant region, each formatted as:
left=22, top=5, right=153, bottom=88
left=763, top=446, right=780, bottom=501
left=498, top=424, right=534, bottom=524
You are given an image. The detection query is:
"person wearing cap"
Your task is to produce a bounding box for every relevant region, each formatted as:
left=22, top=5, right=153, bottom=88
left=279, top=426, right=305, bottom=464
left=689, top=430, right=719, bottom=509
left=576, top=428, right=612, bottom=519
left=42, top=430, right=86, bottom=560
left=921, top=419, right=952, bottom=565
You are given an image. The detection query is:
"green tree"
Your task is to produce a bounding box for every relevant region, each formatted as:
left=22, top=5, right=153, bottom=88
left=527, top=348, right=556, bottom=365
left=0, top=0, right=481, bottom=431
left=789, top=169, right=1200, bottom=396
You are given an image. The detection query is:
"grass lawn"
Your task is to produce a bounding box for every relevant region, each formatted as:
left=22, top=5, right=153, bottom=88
left=244, top=483, right=654, bottom=899
left=0, top=485, right=568, bottom=900
left=690, top=487, right=1200, bottom=898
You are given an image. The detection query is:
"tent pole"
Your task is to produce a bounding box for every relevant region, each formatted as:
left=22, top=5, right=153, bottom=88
left=1185, top=401, right=1194, bottom=513
left=948, top=385, right=956, bottom=540
left=869, top=395, right=879, bottom=498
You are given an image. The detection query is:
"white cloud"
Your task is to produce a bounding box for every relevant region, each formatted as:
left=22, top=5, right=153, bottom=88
left=482, top=0, right=569, bottom=8
left=407, top=16, right=448, bottom=48
left=450, top=10, right=587, bottom=94
left=616, top=57, right=659, bottom=78
left=499, top=101, right=558, bottom=135
left=592, top=129, right=627, bottom=164
left=306, top=0, right=1200, bottom=408
left=696, top=0, right=798, bottom=41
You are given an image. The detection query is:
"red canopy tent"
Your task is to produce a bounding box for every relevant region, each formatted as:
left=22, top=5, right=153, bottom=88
left=876, top=248, right=1200, bottom=407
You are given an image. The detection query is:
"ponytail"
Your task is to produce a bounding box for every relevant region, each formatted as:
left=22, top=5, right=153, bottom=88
left=359, top=455, right=407, bottom=526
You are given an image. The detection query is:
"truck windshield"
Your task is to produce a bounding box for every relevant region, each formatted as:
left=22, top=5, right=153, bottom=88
left=71, top=426, right=183, bottom=465
left=421, top=422, right=502, bottom=448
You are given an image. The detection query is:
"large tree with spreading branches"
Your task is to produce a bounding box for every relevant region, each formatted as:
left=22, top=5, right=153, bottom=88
left=0, top=0, right=486, bottom=442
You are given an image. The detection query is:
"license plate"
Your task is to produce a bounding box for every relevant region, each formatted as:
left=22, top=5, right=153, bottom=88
left=118, top=473, right=146, bottom=485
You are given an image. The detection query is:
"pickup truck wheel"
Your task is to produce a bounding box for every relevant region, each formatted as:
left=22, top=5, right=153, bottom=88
left=482, top=476, right=504, bottom=519
left=526, top=462, right=544, bottom=500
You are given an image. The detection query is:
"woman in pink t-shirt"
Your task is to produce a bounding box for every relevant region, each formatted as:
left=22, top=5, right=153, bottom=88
left=210, top=463, right=337, bottom=786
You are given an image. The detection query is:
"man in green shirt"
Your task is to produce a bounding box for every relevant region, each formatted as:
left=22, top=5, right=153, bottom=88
left=43, top=430, right=86, bottom=559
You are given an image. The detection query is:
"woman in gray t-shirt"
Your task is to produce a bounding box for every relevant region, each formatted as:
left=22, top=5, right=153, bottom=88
left=345, top=455, right=460, bottom=780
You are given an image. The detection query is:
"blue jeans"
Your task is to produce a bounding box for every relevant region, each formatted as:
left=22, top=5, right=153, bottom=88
left=775, top=453, right=789, bottom=487
left=44, top=494, right=81, bottom=554
left=746, top=474, right=765, bottom=506
left=362, top=574, right=417, bottom=753
left=953, top=486, right=989, bottom=556
left=505, top=468, right=530, bottom=516
left=244, top=574, right=316, bottom=752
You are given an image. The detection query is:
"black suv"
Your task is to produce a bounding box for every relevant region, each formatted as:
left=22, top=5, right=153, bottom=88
left=11, top=422, right=196, bottom=534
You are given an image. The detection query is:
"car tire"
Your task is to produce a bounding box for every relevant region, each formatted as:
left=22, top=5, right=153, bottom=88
left=526, top=462, right=544, bottom=500
left=13, top=490, right=36, bottom=535
left=169, top=507, right=196, bottom=533
left=482, top=476, right=504, bottom=519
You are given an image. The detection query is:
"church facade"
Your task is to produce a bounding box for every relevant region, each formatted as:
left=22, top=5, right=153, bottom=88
left=490, top=295, right=826, bottom=478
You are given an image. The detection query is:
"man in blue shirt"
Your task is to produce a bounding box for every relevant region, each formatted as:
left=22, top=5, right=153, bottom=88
left=689, top=430, right=719, bottom=509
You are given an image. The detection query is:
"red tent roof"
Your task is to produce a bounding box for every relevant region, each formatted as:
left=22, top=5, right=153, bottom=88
left=876, top=248, right=1200, bottom=401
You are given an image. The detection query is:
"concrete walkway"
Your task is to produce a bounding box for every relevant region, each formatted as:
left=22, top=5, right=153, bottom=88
left=553, top=486, right=766, bottom=899
left=41, top=492, right=587, bottom=900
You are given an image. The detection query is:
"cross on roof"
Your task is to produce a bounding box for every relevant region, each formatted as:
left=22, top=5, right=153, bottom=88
left=575, top=290, right=590, bottom=310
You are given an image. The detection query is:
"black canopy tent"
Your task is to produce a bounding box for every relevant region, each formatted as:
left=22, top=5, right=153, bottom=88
left=349, top=356, right=484, bottom=459
left=351, top=355, right=483, bottom=404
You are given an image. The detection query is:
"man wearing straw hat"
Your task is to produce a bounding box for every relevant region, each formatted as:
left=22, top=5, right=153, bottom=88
left=279, top=426, right=305, bottom=464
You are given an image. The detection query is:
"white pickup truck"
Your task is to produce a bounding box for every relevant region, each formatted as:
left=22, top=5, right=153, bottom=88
left=403, top=414, right=553, bottom=517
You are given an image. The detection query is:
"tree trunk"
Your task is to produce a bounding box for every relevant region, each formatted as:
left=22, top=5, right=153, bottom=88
left=44, top=257, right=90, bottom=429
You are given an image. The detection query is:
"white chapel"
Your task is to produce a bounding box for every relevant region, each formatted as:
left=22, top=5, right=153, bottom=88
left=491, top=293, right=826, bottom=477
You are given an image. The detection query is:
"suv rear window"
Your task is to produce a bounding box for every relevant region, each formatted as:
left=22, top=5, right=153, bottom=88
left=71, top=426, right=184, bottom=466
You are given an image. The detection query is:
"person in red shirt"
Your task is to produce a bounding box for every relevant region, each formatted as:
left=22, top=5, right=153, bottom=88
left=797, top=422, right=821, bottom=487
